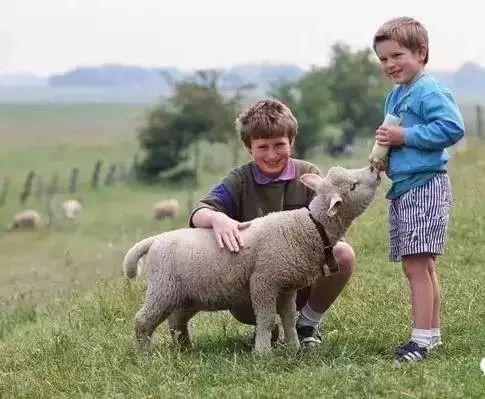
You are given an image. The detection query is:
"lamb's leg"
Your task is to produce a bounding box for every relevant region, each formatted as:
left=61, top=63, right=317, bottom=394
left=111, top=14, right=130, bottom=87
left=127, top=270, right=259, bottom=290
left=167, top=309, right=197, bottom=348
left=134, top=284, right=173, bottom=350
left=277, top=290, right=299, bottom=351
left=250, top=275, right=277, bottom=354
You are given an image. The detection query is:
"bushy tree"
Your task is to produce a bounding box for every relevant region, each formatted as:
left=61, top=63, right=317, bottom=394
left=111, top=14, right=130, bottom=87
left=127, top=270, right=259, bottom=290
left=137, top=70, right=237, bottom=180
left=273, top=69, right=338, bottom=158
left=273, top=43, right=390, bottom=157
left=325, top=43, right=391, bottom=146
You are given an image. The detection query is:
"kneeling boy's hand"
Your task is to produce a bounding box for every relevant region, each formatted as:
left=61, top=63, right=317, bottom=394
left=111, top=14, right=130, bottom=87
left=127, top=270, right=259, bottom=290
left=210, top=212, right=251, bottom=252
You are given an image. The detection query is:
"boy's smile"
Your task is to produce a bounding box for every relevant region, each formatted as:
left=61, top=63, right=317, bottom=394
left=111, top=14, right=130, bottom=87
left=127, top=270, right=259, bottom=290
left=249, top=136, right=292, bottom=179
left=375, top=39, right=426, bottom=85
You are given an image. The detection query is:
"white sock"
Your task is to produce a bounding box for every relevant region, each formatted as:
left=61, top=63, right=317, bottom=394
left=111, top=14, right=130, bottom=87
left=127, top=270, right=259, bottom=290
left=297, top=303, right=324, bottom=328
left=411, top=328, right=433, bottom=348
left=431, top=328, right=442, bottom=343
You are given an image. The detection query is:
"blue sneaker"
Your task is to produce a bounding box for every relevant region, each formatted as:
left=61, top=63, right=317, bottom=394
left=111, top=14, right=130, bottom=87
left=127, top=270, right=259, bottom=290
left=394, top=341, right=428, bottom=363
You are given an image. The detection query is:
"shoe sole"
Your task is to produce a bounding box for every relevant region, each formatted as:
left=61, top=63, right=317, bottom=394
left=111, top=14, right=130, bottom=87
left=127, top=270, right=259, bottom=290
left=300, top=337, right=322, bottom=345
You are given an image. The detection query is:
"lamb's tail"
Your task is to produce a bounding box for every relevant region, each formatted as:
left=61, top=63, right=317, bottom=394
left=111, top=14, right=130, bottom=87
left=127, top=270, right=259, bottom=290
left=123, top=235, right=158, bottom=279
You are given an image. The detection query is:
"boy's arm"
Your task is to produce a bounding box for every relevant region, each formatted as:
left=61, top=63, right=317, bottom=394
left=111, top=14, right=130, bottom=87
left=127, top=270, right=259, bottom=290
left=403, top=91, right=465, bottom=150
left=189, top=172, right=250, bottom=252
left=189, top=183, right=236, bottom=227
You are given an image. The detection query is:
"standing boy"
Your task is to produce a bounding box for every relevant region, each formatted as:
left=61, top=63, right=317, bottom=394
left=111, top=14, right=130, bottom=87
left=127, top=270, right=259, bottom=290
left=373, top=17, right=465, bottom=363
left=190, top=99, right=356, bottom=345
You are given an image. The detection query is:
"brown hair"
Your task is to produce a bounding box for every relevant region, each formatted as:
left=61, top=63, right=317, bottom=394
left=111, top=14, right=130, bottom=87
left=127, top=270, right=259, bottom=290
left=235, top=99, right=298, bottom=148
left=373, top=17, right=429, bottom=64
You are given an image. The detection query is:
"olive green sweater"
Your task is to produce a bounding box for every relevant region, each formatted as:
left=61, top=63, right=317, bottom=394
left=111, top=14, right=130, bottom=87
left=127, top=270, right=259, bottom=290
left=190, top=159, right=320, bottom=224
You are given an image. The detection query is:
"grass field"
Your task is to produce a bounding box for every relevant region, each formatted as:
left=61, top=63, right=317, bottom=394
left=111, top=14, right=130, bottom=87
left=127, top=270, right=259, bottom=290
left=0, top=104, right=484, bottom=398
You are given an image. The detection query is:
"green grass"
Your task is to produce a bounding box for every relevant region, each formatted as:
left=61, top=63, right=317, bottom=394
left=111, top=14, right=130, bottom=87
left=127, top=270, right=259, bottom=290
left=1, top=104, right=485, bottom=398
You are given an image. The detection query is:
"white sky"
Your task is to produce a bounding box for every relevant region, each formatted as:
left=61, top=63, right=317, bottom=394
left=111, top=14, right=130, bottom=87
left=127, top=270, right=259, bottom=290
left=0, top=0, right=483, bottom=76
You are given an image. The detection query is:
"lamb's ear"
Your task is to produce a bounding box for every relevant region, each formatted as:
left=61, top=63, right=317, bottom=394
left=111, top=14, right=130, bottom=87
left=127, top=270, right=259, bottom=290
left=327, top=194, right=342, bottom=217
left=300, top=173, right=323, bottom=191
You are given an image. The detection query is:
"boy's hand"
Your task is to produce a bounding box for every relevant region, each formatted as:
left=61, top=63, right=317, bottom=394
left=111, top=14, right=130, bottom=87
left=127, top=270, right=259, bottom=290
left=375, top=125, right=405, bottom=147
left=210, top=212, right=251, bottom=252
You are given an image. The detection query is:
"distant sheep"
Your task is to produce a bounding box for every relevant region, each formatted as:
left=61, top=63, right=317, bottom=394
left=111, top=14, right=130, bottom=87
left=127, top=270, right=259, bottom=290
left=7, top=209, right=43, bottom=230
left=151, top=199, right=180, bottom=220
left=123, top=166, right=381, bottom=353
left=62, top=199, right=83, bottom=220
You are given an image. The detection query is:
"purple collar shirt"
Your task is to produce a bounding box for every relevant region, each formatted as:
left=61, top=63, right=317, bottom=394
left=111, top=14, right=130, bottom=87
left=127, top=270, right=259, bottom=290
left=251, top=159, right=296, bottom=185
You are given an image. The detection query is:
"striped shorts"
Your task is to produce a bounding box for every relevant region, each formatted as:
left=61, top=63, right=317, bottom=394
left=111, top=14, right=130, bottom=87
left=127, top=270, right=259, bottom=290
left=389, top=173, right=452, bottom=262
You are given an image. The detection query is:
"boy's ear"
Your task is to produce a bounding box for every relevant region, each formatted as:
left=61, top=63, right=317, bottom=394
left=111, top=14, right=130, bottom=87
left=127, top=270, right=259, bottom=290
left=417, top=44, right=427, bottom=62
left=300, top=173, right=323, bottom=191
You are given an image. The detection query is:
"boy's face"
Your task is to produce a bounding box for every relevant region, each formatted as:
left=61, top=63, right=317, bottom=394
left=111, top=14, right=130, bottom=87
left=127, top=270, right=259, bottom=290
left=248, top=136, right=292, bottom=178
left=375, top=39, right=426, bottom=85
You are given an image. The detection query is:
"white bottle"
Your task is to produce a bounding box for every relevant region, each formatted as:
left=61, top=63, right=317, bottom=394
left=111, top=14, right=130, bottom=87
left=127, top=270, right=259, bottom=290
left=368, top=113, right=401, bottom=170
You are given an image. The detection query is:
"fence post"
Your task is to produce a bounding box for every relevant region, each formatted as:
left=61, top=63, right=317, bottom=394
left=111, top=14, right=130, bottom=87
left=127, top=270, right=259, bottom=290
left=69, top=167, right=79, bottom=194
left=91, top=160, right=103, bottom=188
left=0, top=177, right=10, bottom=207
left=20, top=170, right=35, bottom=205
left=104, top=164, right=117, bottom=186
left=46, top=173, right=58, bottom=227
left=47, top=196, right=56, bottom=227
left=476, top=104, right=483, bottom=138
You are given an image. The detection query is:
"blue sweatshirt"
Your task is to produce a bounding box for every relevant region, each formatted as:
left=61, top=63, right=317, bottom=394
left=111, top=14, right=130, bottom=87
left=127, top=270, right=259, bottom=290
left=384, top=73, right=465, bottom=199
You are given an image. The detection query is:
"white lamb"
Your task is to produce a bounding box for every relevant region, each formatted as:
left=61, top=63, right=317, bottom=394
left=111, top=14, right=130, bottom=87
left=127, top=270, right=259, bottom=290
left=151, top=199, right=180, bottom=220
left=62, top=199, right=83, bottom=220
left=123, top=166, right=380, bottom=353
left=7, top=209, right=43, bottom=230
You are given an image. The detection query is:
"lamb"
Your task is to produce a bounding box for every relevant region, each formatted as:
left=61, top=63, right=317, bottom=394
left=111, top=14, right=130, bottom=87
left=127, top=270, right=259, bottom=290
left=123, top=166, right=381, bottom=353
left=62, top=199, right=83, bottom=220
left=7, top=209, right=43, bottom=230
left=151, top=199, right=180, bottom=220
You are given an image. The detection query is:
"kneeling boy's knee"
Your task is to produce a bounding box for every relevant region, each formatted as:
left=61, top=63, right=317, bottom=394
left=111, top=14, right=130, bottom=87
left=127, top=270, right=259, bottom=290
left=333, top=242, right=355, bottom=275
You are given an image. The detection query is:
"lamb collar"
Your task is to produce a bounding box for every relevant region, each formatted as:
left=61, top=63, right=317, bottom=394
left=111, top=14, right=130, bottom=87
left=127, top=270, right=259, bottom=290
left=307, top=210, right=339, bottom=275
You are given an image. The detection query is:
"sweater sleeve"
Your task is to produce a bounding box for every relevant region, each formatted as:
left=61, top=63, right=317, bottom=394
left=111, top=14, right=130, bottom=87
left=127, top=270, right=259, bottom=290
left=403, top=91, right=465, bottom=150
left=188, top=168, right=241, bottom=226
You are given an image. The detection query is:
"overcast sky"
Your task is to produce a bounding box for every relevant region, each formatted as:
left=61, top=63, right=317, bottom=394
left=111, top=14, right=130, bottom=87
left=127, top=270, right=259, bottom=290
left=0, top=0, right=482, bottom=76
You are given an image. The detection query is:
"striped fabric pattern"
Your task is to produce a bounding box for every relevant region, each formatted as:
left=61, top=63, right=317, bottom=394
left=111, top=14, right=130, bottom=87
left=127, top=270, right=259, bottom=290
left=389, top=173, right=452, bottom=262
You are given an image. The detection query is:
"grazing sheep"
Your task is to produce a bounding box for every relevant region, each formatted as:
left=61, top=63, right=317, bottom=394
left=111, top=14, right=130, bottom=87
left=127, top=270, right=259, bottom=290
left=7, top=209, right=43, bottom=230
left=151, top=199, right=180, bottom=220
left=123, top=166, right=380, bottom=353
left=62, top=199, right=83, bottom=220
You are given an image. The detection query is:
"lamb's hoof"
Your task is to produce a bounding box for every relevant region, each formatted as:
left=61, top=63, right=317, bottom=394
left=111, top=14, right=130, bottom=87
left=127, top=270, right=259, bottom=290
left=254, top=339, right=273, bottom=355
left=254, top=345, right=272, bottom=355
left=169, top=330, right=192, bottom=350
left=286, top=340, right=300, bottom=352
